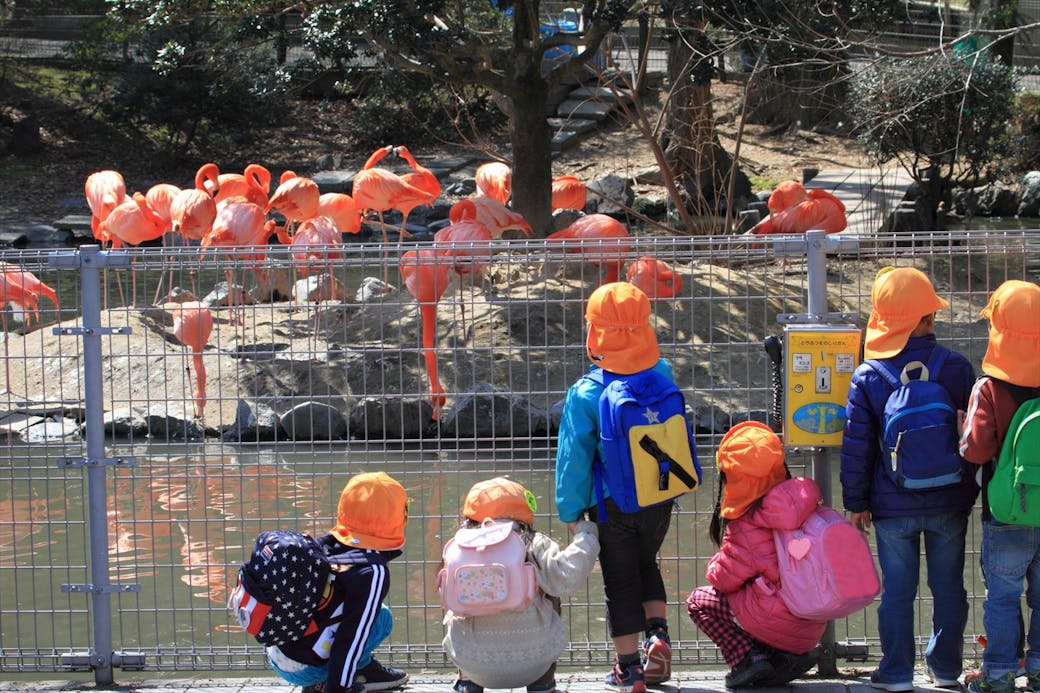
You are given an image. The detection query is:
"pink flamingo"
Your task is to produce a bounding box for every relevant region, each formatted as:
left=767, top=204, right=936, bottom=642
left=0, top=261, right=59, bottom=391
left=546, top=213, right=631, bottom=284
left=394, top=145, right=440, bottom=231
left=400, top=249, right=452, bottom=419
left=194, top=162, right=271, bottom=208
left=475, top=161, right=511, bottom=205
left=315, top=192, right=361, bottom=234
left=169, top=188, right=217, bottom=242
left=449, top=197, right=532, bottom=239
left=171, top=301, right=214, bottom=421
left=289, top=216, right=343, bottom=277
left=767, top=180, right=809, bottom=216
left=750, top=188, right=847, bottom=235
left=551, top=174, right=587, bottom=212
left=626, top=256, right=683, bottom=299
left=100, top=193, right=167, bottom=248
left=85, top=170, right=127, bottom=240
left=267, top=170, right=320, bottom=232
left=145, top=182, right=182, bottom=236
left=434, top=219, right=493, bottom=282
left=201, top=198, right=275, bottom=322
left=352, top=145, right=432, bottom=244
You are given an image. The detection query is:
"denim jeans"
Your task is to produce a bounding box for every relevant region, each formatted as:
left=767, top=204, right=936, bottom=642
left=874, top=512, right=968, bottom=683
left=980, top=520, right=1040, bottom=678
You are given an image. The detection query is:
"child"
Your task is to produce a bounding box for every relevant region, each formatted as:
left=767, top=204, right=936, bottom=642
left=686, top=420, right=823, bottom=688
left=443, top=477, right=600, bottom=693
left=959, top=280, right=1040, bottom=693
left=555, top=282, right=677, bottom=693
left=266, top=471, right=410, bottom=693
left=840, top=267, right=977, bottom=692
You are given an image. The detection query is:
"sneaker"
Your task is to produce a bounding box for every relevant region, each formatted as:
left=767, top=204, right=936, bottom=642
left=966, top=673, right=1016, bottom=693
left=355, top=659, right=409, bottom=691
left=527, top=680, right=557, bottom=693
left=725, top=653, right=775, bottom=689
left=643, top=629, right=672, bottom=685
left=869, top=669, right=915, bottom=692
left=926, top=668, right=963, bottom=689
left=757, top=650, right=819, bottom=686
left=453, top=679, right=484, bottom=693
left=605, top=661, right=646, bottom=693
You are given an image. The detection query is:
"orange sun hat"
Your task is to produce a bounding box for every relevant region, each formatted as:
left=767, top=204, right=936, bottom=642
left=463, top=477, right=538, bottom=526
left=717, top=421, right=788, bottom=520
left=585, top=282, right=660, bottom=374
left=330, top=472, right=409, bottom=550
left=980, top=280, right=1040, bottom=387
left=864, top=267, right=949, bottom=359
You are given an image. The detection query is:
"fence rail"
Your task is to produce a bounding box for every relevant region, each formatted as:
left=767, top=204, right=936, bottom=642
left=0, top=230, right=1037, bottom=682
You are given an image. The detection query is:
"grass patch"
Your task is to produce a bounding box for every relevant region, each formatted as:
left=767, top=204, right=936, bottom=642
left=748, top=174, right=782, bottom=193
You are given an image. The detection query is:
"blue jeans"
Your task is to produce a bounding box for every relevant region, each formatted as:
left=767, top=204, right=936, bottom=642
left=981, top=521, right=1040, bottom=678
left=874, top=512, right=968, bottom=683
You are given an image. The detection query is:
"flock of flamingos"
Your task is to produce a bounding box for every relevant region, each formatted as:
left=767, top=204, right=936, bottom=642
left=0, top=145, right=846, bottom=424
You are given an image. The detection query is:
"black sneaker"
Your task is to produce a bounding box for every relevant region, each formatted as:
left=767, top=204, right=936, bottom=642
left=356, top=659, right=409, bottom=691
left=757, top=650, right=819, bottom=686
left=453, top=679, right=484, bottom=693
left=725, top=653, right=775, bottom=689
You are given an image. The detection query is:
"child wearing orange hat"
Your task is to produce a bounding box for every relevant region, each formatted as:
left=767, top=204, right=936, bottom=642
left=555, top=282, right=676, bottom=693
left=839, top=267, right=977, bottom=692
left=443, top=477, right=599, bottom=693
left=686, top=421, right=824, bottom=688
left=958, top=280, right=1040, bottom=693
left=266, top=471, right=410, bottom=693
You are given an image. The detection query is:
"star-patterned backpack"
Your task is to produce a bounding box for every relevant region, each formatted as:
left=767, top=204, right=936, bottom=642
left=584, top=367, right=701, bottom=515
left=229, top=530, right=369, bottom=647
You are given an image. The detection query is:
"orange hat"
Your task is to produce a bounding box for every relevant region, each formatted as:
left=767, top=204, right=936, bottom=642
left=330, top=472, right=408, bottom=550
left=463, top=477, right=537, bottom=525
left=864, top=267, right=949, bottom=359
left=716, top=421, right=788, bottom=520
left=980, top=280, right=1040, bottom=387
left=585, top=282, right=660, bottom=374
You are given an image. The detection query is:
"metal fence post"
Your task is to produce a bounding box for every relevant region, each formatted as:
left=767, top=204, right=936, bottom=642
left=50, top=246, right=138, bottom=685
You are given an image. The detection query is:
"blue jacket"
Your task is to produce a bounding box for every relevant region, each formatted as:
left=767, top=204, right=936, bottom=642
left=839, top=334, right=978, bottom=519
left=555, top=359, right=674, bottom=523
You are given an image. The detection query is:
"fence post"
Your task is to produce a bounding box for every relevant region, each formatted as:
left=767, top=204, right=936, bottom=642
left=49, top=246, right=137, bottom=685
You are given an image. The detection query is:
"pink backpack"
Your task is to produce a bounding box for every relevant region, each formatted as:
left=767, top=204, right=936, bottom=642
left=437, top=520, right=538, bottom=617
left=773, top=505, right=880, bottom=620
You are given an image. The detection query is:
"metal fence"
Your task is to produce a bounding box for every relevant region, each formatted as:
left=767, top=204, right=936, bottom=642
left=0, top=229, right=1038, bottom=683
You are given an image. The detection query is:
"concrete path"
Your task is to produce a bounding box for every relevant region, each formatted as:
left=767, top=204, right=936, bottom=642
left=806, top=168, right=916, bottom=236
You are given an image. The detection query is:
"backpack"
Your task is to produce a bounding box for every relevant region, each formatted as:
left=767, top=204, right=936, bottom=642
left=773, top=504, right=881, bottom=620
left=229, top=529, right=370, bottom=647
left=585, top=367, right=701, bottom=515
left=865, top=346, right=965, bottom=489
left=986, top=394, right=1040, bottom=526
left=437, top=520, right=538, bottom=617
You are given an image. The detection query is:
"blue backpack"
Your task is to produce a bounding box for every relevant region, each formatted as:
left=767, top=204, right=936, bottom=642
left=865, top=346, right=965, bottom=489
left=585, top=367, right=701, bottom=515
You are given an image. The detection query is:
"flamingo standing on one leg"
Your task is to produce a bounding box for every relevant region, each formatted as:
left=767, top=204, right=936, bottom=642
left=625, top=256, right=683, bottom=299
left=551, top=174, right=588, bottom=212
left=170, top=301, right=214, bottom=421
left=400, top=249, right=452, bottom=420
left=546, top=213, right=631, bottom=285
left=0, top=261, right=59, bottom=393
left=200, top=198, right=275, bottom=324
left=475, top=161, right=511, bottom=205
left=449, top=198, right=532, bottom=239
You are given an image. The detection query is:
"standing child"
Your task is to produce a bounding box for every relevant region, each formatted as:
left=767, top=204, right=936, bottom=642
left=261, top=471, right=411, bottom=693
left=958, top=280, right=1040, bottom=693
left=686, top=421, right=824, bottom=688
left=442, top=477, right=600, bottom=693
left=840, top=267, right=977, bottom=692
left=555, top=282, right=692, bottom=693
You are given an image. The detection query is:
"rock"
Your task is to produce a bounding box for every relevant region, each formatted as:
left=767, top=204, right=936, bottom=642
left=22, top=418, right=80, bottom=442
left=441, top=383, right=549, bottom=438
left=1018, top=171, right=1040, bottom=217
left=586, top=174, right=633, bottom=216
left=279, top=401, right=348, bottom=440
left=3, top=115, right=43, bottom=155
left=348, top=397, right=438, bottom=439
left=221, top=399, right=284, bottom=442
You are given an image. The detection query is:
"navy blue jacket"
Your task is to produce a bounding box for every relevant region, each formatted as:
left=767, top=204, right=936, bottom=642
left=839, top=334, right=978, bottom=519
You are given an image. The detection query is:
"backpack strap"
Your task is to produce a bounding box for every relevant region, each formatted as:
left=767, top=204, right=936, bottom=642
left=866, top=345, right=950, bottom=390
left=863, top=357, right=901, bottom=390
left=922, top=345, right=950, bottom=382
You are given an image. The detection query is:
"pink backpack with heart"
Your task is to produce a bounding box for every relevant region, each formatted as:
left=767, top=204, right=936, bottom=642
left=773, top=505, right=880, bottom=620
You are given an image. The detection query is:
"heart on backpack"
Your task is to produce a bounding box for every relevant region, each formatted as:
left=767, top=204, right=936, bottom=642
left=787, top=537, right=812, bottom=560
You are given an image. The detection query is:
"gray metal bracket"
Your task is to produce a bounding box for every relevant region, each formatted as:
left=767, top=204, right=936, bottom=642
left=834, top=641, right=870, bottom=661
left=61, top=583, right=140, bottom=594
left=53, top=325, right=132, bottom=336
left=56, top=455, right=136, bottom=468
left=60, top=650, right=146, bottom=671
left=777, top=312, right=859, bottom=324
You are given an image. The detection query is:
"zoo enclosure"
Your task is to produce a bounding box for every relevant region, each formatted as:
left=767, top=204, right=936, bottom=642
left=0, top=230, right=1038, bottom=683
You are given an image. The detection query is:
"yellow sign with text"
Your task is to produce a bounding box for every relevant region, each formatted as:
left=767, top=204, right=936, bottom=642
left=783, top=325, right=862, bottom=447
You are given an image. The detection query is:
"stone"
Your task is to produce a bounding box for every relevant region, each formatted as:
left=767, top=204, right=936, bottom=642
left=279, top=401, right=348, bottom=441
left=441, top=383, right=549, bottom=438
left=1018, top=171, right=1040, bottom=217
left=586, top=174, right=634, bottom=215
left=348, top=397, right=438, bottom=439
left=221, top=399, right=284, bottom=442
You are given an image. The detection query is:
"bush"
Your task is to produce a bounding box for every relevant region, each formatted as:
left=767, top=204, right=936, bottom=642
left=846, top=53, right=1017, bottom=185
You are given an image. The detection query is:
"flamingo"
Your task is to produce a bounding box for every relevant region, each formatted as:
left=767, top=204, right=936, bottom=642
left=551, top=174, right=587, bottom=212
left=0, top=261, right=59, bottom=392
left=749, top=188, right=847, bottom=235
left=85, top=170, right=127, bottom=239
left=288, top=216, right=343, bottom=277
left=100, top=193, right=167, bottom=248
left=546, top=213, right=631, bottom=284
left=395, top=145, right=441, bottom=207
left=315, top=192, right=361, bottom=234
left=267, top=170, right=320, bottom=233
left=475, top=161, right=511, bottom=205
left=171, top=301, right=214, bottom=421
left=767, top=180, right=809, bottom=216
left=145, top=182, right=181, bottom=236
left=352, top=145, right=433, bottom=244
left=194, top=162, right=271, bottom=208
left=400, top=249, right=452, bottom=420
left=200, top=198, right=276, bottom=323
left=449, top=197, right=532, bottom=239
left=169, top=188, right=217, bottom=242
left=626, top=256, right=683, bottom=299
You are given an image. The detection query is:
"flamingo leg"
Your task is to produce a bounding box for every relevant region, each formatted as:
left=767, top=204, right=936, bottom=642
left=419, top=303, right=445, bottom=420
left=191, top=353, right=207, bottom=421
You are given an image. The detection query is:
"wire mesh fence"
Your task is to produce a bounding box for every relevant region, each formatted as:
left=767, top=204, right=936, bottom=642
left=0, top=230, right=1037, bottom=677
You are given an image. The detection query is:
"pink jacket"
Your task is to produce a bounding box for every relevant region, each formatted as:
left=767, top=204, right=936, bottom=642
left=706, top=477, right=827, bottom=654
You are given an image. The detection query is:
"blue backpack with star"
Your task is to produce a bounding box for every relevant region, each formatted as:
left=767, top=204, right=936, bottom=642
left=585, top=367, right=701, bottom=515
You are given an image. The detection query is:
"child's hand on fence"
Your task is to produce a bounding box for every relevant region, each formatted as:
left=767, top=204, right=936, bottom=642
left=850, top=510, right=872, bottom=535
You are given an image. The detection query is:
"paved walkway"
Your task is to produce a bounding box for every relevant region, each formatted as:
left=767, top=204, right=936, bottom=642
left=806, top=168, right=916, bottom=236
left=0, top=669, right=968, bottom=693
